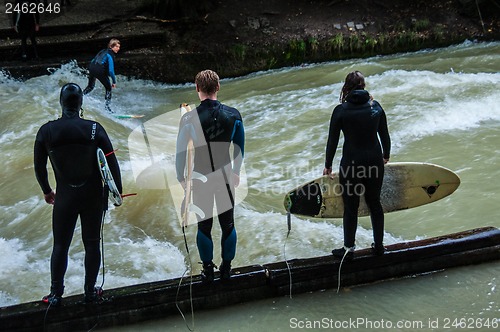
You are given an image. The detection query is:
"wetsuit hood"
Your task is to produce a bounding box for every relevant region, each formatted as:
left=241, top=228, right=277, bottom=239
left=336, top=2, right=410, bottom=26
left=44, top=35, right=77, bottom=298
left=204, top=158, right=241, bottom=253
left=345, top=89, right=370, bottom=105
left=60, top=83, right=83, bottom=114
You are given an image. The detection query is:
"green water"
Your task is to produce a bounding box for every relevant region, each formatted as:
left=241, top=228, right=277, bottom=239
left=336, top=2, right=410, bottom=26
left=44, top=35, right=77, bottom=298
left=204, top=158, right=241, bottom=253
left=1, top=41, right=499, bottom=331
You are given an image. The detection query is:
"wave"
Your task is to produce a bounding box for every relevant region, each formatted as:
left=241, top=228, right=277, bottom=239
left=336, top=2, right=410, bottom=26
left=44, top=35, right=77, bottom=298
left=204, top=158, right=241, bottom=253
left=1, top=41, right=499, bottom=306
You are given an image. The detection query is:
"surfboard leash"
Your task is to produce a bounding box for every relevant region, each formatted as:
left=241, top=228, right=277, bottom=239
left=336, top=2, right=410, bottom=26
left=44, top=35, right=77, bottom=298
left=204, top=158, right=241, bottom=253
left=83, top=186, right=117, bottom=332
left=336, top=247, right=353, bottom=294
left=98, top=207, right=107, bottom=294
left=98, top=183, right=110, bottom=295
left=175, top=225, right=195, bottom=332
left=177, top=184, right=196, bottom=331
left=104, top=149, right=119, bottom=157
left=42, top=192, right=109, bottom=331
left=96, top=148, right=137, bottom=301
left=42, top=300, right=54, bottom=332
left=283, top=211, right=293, bottom=299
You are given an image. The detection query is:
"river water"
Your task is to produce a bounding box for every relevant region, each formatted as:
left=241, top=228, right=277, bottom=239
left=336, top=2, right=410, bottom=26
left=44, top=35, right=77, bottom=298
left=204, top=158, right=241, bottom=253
left=1, top=41, right=499, bottom=331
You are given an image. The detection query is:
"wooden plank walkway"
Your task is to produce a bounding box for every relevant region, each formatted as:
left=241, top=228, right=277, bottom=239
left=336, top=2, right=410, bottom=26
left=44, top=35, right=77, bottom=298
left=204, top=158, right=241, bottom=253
left=1, top=226, right=499, bottom=332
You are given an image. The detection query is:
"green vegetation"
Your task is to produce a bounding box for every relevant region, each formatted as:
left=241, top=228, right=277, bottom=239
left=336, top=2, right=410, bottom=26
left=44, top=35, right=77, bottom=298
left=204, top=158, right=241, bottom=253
left=145, top=4, right=475, bottom=81
left=285, top=39, right=307, bottom=62
left=231, top=44, right=247, bottom=62
left=433, top=24, right=446, bottom=41
left=328, top=34, right=345, bottom=55
left=413, top=19, right=431, bottom=32
left=308, top=37, right=319, bottom=54
left=139, top=1, right=474, bottom=77
left=256, top=17, right=467, bottom=69
left=267, top=57, right=278, bottom=70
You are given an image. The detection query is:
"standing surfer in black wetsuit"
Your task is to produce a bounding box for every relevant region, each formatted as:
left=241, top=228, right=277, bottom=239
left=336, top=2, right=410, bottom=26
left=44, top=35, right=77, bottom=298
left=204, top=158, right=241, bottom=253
left=34, top=83, right=122, bottom=306
left=83, top=38, right=121, bottom=113
left=323, top=70, right=391, bottom=260
left=176, top=70, right=245, bottom=282
left=12, top=0, right=40, bottom=60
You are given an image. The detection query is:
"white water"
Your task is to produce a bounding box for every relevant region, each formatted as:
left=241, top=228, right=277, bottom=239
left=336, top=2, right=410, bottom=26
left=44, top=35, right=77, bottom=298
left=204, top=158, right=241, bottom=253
left=1, top=41, right=499, bottom=331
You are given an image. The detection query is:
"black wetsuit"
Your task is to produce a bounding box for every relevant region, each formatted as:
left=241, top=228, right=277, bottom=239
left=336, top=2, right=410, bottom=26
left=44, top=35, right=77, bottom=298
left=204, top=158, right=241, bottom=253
left=176, top=99, right=245, bottom=264
left=325, top=90, right=391, bottom=248
left=12, top=0, right=40, bottom=59
left=34, top=111, right=121, bottom=295
left=83, top=48, right=117, bottom=111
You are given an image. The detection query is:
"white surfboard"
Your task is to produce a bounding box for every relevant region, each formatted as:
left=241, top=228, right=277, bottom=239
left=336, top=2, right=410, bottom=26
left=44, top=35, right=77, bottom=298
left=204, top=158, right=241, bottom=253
left=179, top=103, right=206, bottom=226
left=284, top=162, right=460, bottom=218
left=97, top=148, right=122, bottom=206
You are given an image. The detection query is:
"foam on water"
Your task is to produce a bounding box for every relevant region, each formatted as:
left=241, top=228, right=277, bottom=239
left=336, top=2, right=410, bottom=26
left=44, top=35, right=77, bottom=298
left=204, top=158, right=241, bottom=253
left=0, top=236, right=46, bottom=305
left=369, top=70, right=500, bottom=149
left=234, top=206, right=403, bottom=266
left=0, top=229, right=187, bottom=304
left=1, top=41, right=499, bottom=307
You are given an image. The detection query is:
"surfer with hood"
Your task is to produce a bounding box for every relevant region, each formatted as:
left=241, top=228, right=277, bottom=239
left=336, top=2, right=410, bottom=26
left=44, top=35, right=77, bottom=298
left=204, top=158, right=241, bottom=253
left=83, top=39, right=121, bottom=112
left=323, top=70, right=391, bottom=260
left=34, top=83, right=122, bottom=306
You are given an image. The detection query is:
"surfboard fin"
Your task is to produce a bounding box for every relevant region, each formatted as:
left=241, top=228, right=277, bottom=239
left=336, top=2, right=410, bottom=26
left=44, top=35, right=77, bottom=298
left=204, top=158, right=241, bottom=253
left=181, top=199, right=205, bottom=220
left=192, top=171, right=208, bottom=183
left=423, top=180, right=440, bottom=198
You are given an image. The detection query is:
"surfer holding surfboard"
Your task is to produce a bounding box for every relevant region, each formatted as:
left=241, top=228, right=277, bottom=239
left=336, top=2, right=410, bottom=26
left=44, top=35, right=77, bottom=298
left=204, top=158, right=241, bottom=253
left=323, top=71, right=391, bottom=260
left=34, top=83, right=122, bottom=306
left=175, top=70, right=245, bottom=282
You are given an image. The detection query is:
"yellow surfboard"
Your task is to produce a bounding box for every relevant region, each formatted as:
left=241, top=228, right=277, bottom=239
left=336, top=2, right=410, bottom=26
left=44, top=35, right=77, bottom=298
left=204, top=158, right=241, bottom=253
left=284, top=162, right=460, bottom=218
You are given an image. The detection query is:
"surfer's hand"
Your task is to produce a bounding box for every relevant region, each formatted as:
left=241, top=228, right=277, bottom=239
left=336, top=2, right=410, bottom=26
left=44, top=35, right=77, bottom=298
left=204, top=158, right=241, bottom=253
left=322, top=167, right=332, bottom=176
left=232, top=173, right=240, bottom=188
left=384, top=158, right=389, bottom=164
left=180, top=180, right=186, bottom=190
left=44, top=190, right=56, bottom=205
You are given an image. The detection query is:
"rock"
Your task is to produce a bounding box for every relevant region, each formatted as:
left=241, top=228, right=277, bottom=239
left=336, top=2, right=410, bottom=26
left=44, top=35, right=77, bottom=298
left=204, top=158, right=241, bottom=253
left=247, top=17, right=260, bottom=30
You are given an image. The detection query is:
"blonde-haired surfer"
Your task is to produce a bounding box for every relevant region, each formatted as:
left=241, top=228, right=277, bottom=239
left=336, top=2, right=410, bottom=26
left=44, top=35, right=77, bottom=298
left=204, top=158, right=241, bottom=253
left=175, top=70, right=245, bottom=281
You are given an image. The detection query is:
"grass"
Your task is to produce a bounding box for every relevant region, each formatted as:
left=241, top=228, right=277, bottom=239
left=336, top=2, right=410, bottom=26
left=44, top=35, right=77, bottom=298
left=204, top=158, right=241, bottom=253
left=231, top=44, right=247, bottom=61
left=222, top=15, right=461, bottom=74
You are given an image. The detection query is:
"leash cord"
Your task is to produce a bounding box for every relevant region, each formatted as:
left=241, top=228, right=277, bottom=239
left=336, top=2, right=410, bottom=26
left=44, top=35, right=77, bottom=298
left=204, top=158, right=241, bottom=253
left=283, top=212, right=293, bottom=299
left=175, top=226, right=195, bottom=331
left=336, top=248, right=350, bottom=293
left=99, top=210, right=106, bottom=290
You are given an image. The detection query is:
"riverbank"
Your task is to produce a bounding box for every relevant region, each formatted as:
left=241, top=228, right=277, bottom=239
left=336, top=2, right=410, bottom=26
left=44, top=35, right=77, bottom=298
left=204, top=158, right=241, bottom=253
left=2, top=227, right=499, bottom=332
left=1, top=0, right=499, bottom=83
left=0, top=39, right=499, bottom=331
